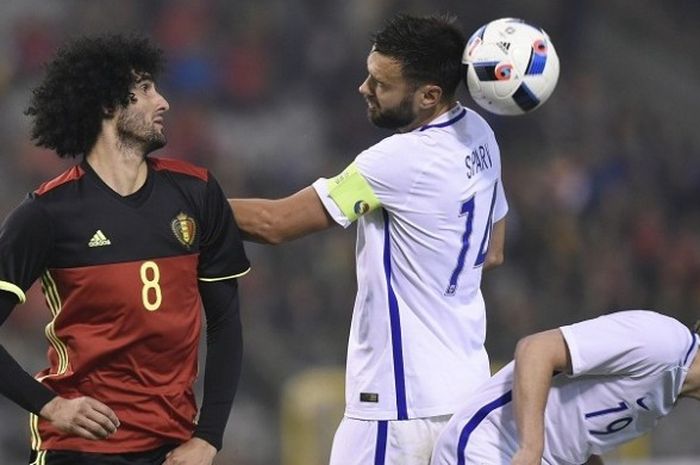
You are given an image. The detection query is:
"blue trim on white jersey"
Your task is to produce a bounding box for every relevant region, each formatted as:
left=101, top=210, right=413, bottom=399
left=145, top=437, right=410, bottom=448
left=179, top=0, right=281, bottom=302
left=382, top=209, right=408, bottom=420
left=636, top=397, right=650, bottom=410
left=475, top=182, right=499, bottom=266
left=420, top=108, right=467, bottom=132
left=683, top=330, right=698, bottom=366
left=457, top=391, right=513, bottom=465
left=374, top=420, right=388, bottom=465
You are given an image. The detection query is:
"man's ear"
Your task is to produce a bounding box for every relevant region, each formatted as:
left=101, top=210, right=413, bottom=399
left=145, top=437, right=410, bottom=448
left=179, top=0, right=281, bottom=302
left=102, top=106, right=115, bottom=118
left=417, top=84, right=443, bottom=110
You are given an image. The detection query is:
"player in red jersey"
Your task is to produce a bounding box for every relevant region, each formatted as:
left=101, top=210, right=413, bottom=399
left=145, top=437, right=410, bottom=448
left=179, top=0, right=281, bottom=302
left=0, top=35, right=249, bottom=465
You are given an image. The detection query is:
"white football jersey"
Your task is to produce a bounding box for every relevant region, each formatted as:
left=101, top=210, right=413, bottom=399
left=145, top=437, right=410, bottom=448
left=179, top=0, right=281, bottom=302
left=312, top=103, right=508, bottom=420
left=431, top=310, right=699, bottom=465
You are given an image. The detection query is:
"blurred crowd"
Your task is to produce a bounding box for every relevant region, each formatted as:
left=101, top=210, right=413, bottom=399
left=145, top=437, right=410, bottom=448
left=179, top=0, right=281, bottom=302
left=1, top=0, right=699, bottom=464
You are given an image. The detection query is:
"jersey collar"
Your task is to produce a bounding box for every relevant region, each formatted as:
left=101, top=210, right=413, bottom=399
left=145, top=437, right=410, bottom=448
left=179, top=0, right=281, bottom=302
left=417, top=103, right=467, bottom=132
left=80, top=158, right=155, bottom=208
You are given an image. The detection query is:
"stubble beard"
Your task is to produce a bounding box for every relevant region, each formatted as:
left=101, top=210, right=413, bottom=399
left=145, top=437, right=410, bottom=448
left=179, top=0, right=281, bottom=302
left=116, top=110, right=167, bottom=156
left=367, top=94, right=416, bottom=130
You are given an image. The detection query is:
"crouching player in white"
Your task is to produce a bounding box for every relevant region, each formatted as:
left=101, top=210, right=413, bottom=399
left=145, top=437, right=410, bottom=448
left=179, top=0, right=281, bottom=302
left=431, top=310, right=700, bottom=465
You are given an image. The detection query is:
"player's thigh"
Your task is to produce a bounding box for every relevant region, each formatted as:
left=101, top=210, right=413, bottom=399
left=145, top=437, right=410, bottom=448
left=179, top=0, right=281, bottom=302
left=330, top=415, right=450, bottom=465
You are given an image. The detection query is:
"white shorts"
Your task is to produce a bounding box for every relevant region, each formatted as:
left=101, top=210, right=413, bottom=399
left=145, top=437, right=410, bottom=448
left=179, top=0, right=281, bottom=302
left=329, top=415, right=451, bottom=465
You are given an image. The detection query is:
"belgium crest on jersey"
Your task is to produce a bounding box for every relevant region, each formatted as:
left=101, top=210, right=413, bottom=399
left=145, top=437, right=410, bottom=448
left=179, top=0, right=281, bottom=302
left=171, top=212, right=197, bottom=249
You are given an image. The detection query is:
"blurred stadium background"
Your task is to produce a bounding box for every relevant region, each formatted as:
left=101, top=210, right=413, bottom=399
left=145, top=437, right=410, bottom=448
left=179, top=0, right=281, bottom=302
left=1, top=0, right=699, bottom=463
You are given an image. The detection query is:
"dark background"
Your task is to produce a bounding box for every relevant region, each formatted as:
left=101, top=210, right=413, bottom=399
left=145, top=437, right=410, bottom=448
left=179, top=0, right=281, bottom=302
left=1, top=1, right=699, bottom=463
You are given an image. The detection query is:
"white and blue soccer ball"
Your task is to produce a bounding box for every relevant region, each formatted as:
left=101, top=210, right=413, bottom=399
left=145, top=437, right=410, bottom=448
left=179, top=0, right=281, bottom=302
left=463, top=18, right=560, bottom=115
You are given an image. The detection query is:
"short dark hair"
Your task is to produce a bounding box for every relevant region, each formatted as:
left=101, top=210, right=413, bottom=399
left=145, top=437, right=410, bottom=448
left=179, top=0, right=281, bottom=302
left=25, top=34, right=165, bottom=158
left=372, top=14, right=466, bottom=100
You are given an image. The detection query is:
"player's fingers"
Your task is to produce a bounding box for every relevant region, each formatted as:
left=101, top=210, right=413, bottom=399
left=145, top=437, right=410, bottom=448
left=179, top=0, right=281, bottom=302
left=86, top=409, right=119, bottom=435
left=89, top=414, right=118, bottom=436
left=75, top=415, right=115, bottom=439
left=84, top=397, right=120, bottom=428
left=76, top=405, right=117, bottom=435
left=68, top=423, right=103, bottom=441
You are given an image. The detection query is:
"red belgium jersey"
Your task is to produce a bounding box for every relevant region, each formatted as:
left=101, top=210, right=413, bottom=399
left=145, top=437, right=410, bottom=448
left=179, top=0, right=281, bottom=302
left=0, top=157, right=249, bottom=453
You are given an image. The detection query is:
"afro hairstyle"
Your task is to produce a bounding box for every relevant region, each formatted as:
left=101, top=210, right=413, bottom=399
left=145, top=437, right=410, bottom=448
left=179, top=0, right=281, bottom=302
left=25, top=34, right=165, bottom=158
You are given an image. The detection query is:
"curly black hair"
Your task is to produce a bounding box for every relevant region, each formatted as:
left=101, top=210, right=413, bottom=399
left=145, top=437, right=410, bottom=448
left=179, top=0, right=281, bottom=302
left=25, top=34, right=165, bottom=158
left=372, top=14, right=466, bottom=100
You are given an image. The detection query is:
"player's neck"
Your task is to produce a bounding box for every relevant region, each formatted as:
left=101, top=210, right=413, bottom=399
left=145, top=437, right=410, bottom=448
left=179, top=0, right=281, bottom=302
left=86, top=130, right=149, bottom=197
left=401, top=100, right=457, bottom=133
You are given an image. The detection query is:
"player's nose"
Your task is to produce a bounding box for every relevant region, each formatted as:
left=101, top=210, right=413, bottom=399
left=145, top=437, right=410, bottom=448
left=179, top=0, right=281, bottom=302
left=358, top=76, right=371, bottom=96
left=155, top=91, right=170, bottom=113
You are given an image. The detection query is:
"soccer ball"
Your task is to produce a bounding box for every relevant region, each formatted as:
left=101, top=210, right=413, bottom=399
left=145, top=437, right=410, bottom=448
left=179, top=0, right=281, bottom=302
left=463, top=18, right=560, bottom=115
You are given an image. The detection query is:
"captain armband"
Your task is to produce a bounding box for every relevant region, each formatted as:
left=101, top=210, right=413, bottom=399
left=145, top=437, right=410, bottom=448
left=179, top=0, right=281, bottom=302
left=327, top=162, right=381, bottom=222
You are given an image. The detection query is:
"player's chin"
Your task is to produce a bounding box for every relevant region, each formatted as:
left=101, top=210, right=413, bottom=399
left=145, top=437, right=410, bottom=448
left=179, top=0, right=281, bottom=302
left=145, top=134, right=167, bottom=153
left=366, top=107, right=384, bottom=123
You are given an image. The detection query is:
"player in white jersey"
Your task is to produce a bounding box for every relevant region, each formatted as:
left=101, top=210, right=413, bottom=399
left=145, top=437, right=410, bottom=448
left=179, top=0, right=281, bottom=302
left=229, top=14, right=507, bottom=465
left=431, top=310, right=700, bottom=465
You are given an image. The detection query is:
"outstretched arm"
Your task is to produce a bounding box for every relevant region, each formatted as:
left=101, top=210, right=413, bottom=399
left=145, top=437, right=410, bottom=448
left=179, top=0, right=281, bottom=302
left=511, top=329, right=571, bottom=465
left=229, top=186, right=335, bottom=244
